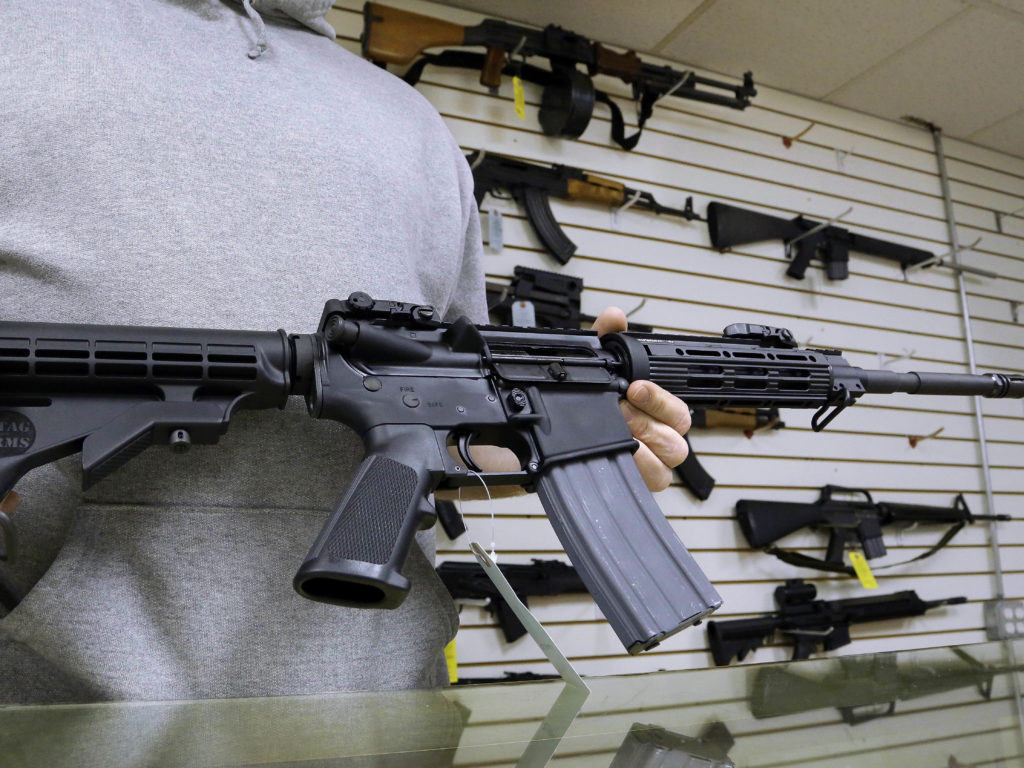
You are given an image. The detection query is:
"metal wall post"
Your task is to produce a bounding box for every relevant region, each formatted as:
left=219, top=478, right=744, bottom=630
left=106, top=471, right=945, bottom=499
left=925, top=122, right=1024, bottom=741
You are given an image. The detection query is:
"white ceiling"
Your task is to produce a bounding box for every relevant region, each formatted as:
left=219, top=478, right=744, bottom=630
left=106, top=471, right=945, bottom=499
left=436, top=0, right=1024, bottom=158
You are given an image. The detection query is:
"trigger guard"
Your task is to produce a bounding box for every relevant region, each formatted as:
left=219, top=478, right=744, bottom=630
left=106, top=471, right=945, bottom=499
left=456, top=432, right=484, bottom=473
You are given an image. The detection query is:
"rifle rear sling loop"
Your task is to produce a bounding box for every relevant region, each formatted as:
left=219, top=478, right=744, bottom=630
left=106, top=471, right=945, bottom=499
left=468, top=149, right=486, bottom=171
left=811, top=386, right=852, bottom=432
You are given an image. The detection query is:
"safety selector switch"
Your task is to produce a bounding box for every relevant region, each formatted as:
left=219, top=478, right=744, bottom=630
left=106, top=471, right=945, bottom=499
left=723, top=323, right=797, bottom=349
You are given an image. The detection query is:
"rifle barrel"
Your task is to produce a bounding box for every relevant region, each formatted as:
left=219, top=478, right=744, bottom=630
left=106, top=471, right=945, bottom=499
left=854, top=368, right=1024, bottom=398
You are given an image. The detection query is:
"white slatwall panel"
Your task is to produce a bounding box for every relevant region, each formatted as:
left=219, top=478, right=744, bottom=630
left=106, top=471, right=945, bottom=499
left=327, top=1, right=1024, bottom=683
left=446, top=650, right=1024, bottom=766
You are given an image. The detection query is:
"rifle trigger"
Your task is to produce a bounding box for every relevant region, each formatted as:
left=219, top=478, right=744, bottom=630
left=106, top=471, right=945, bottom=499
left=456, top=433, right=483, bottom=473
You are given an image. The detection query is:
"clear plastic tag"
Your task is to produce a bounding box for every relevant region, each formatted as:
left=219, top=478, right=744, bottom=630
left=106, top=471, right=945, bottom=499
left=487, top=207, right=504, bottom=252
left=511, top=299, right=536, bottom=328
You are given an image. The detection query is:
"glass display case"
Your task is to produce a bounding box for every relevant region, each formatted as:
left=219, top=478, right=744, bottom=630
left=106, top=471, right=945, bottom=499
left=4, top=640, right=1022, bottom=767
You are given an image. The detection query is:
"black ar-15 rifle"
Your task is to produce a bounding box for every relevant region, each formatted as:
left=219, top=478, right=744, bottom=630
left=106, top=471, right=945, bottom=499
left=707, top=201, right=934, bottom=280
left=437, top=558, right=587, bottom=642
left=469, top=150, right=701, bottom=264
left=736, top=485, right=1010, bottom=575
left=706, top=579, right=966, bottom=665
left=362, top=3, right=755, bottom=150
left=2, top=294, right=1022, bottom=653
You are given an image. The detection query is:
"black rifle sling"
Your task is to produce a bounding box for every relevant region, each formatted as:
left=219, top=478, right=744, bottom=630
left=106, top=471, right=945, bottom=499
left=594, top=90, right=647, bottom=150
left=401, top=51, right=647, bottom=150
left=763, top=520, right=968, bottom=576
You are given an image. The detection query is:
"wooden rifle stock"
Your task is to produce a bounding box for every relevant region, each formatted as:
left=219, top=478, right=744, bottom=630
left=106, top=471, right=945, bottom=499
left=362, top=3, right=467, bottom=66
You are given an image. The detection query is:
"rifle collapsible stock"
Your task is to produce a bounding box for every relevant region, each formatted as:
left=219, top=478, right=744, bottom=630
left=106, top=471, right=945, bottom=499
left=437, top=558, right=587, bottom=642
left=469, top=150, right=701, bottom=264
left=736, top=485, right=1010, bottom=575
left=707, top=201, right=934, bottom=280
left=3, top=294, right=1022, bottom=653
left=362, top=3, right=755, bottom=150
left=706, top=579, right=966, bottom=665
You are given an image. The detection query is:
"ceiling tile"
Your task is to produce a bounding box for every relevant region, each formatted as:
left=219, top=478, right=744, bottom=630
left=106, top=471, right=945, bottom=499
left=985, top=0, right=1024, bottom=15
left=967, top=110, right=1024, bottom=158
left=655, top=0, right=966, bottom=98
left=438, top=0, right=704, bottom=53
left=826, top=6, right=1024, bottom=136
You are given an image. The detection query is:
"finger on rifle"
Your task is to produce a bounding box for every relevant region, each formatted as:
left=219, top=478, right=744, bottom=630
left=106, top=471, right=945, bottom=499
left=631, top=442, right=674, bottom=492
left=620, top=399, right=689, bottom=468
left=625, top=380, right=691, bottom=436
left=590, top=306, right=627, bottom=337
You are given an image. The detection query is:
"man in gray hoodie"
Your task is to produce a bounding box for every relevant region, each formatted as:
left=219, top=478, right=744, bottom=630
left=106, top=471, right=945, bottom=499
left=0, top=0, right=691, bottom=703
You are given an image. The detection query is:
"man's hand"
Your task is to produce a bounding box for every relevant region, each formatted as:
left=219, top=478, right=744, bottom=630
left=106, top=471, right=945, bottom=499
left=591, top=307, right=691, bottom=491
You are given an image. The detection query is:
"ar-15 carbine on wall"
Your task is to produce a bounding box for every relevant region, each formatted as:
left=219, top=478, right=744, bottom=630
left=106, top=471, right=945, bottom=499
left=484, top=266, right=782, bottom=501
left=3, top=294, right=1022, bottom=652
left=707, top=579, right=965, bottom=665
left=437, top=558, right=587, bottom=642
left=363, top=3, right=756, bottom=150
left=469, top=150, right=701, bottom=264
left=707, top=201, right=934, bottom=280
left=748, top=649, right=1023, bottom=724
left=736, top=485, right=1010, bottom=575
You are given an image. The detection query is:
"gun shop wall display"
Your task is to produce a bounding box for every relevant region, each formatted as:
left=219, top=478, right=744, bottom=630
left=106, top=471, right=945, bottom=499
left=325, top=0, right=1024, bottom=684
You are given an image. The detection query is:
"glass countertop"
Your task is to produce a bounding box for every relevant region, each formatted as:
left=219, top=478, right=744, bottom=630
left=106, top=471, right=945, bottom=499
left=4, top=640, right=1023, bottom=767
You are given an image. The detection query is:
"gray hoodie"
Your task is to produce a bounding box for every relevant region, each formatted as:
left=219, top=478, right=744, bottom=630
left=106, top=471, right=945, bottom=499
left=0, top=0, right=486, bottom=702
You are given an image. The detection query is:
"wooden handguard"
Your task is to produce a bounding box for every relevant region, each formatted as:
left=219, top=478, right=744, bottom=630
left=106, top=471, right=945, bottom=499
left=362, top=3, right=466, bottom=65
left=700, top=408, right=761, bottom=429
left=593, top=43, right=642, bottom=83
left=567, top=176, right=625, bottom=206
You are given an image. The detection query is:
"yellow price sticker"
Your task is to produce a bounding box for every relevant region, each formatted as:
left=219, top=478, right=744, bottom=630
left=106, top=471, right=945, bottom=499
left=849, top=551, right=878, bottom=589
left=444, top=638, right=458, bottom=684
left=513, top=76, right=526, bottom=120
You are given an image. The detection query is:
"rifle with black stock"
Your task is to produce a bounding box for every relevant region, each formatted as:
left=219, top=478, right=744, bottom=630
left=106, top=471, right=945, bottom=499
left=469, top=150, right=702, bottom=264
left=748, top=648, right=1024, bottom=725
left=362, top=3, right=756, bottom=150
left=706, top=578, right=966, bottom=665
left=437, top=558, right=587, bottom=642
left=3, top=294, right=1023, bottom=653
left=484, top=266, right=783, bottom=500
left=707, top=201, right=934, bottom=280
left=736, top=485, right=1011, bottom=575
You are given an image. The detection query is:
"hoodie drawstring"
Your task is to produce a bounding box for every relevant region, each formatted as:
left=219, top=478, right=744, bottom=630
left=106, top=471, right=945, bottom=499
left=241, top=0, right=268, bottom=59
